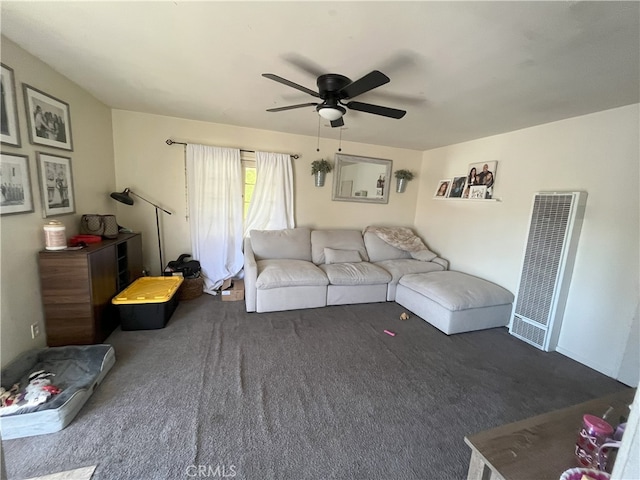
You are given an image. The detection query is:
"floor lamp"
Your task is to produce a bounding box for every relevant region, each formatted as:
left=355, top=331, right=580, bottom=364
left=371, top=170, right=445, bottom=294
left=110, top=188, right=172, bottom=275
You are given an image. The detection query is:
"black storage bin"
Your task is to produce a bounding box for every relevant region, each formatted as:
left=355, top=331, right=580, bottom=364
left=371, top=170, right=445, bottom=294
left=112, top=277, right=183, bottom=330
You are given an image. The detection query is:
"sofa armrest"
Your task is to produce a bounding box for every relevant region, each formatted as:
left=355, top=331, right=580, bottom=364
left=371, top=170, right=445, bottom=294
left=432, top=256, right=449, bottom=270
left=243, top=237, right=258, bottom=312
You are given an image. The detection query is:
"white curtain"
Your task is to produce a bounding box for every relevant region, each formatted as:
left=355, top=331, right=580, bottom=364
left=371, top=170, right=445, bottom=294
left=244, top=151, right=294, bottom=236
left=186, top=144, right=243, bottom=293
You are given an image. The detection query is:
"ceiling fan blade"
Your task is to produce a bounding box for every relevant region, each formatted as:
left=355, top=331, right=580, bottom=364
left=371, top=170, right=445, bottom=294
left=330, top=117, right=344, bottom=128
left=345, top=101, right=406, bottom=119
left=262, top=74, right=320, bottom=98
left=266, top=103, right=318, bottom=112
left=339, top=70, right=390, bottom=99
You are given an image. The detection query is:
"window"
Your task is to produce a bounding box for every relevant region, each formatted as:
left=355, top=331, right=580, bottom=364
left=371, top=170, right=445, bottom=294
left=241, top=153, right=256, bottom=220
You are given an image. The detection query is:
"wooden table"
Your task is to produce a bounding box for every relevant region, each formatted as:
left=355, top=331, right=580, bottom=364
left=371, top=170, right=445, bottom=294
left=464, top=389, right=636, bottom=480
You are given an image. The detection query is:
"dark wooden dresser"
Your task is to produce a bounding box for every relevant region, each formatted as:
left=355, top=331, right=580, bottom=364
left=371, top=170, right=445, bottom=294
left=38, top=233, right=143, bottom=346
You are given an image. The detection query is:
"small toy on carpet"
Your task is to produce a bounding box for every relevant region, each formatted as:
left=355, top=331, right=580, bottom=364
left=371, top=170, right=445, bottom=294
left=400, top=312, right=410, bottom=320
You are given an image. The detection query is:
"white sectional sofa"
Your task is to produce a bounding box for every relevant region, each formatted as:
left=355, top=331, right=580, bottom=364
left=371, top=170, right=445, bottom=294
left=243, top=226, right=447, bottom=313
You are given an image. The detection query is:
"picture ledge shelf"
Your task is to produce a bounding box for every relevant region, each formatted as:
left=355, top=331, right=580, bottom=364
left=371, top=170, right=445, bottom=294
left=435, top=198, right=501, bottom=202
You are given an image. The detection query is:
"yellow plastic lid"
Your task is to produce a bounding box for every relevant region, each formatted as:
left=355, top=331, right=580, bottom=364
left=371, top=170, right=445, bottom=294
left=112, top=276, right=184, bottom=304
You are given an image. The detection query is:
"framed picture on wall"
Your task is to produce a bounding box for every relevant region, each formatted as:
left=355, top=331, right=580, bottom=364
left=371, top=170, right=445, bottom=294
left=1, top=64, right=21, bottom=147
left=1, top=152, right=34, bottom=215
left=447, top=176, right=467, bottom=198
left=467, top=160, right=497, bottom=190
left=36, top=152, right=75, bottom=217
left=23, top=84, right=73, bottom=151
left=434, top=179, right=451, bottom=198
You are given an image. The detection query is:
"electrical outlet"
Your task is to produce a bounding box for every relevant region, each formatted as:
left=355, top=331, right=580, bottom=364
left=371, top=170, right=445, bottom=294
left=30, top=323, right=40, bottom=339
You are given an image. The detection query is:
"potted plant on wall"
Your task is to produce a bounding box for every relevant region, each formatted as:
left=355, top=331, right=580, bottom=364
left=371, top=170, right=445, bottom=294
left=311, top=159, right=333, bottom=187
left=394, top=169, right=415, bottom=193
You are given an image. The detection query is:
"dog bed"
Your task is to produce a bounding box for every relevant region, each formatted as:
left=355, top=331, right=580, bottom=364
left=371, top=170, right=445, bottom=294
left=0, top=344, right=115, bottom=440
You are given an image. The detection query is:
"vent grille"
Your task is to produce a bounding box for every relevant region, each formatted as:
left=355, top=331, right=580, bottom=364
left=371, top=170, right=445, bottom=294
left=511, top=315, right=546, bottom=348
left=514, top=194, right=573, bottom=327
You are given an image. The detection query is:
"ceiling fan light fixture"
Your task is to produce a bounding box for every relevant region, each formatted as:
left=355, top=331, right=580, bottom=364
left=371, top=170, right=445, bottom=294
left=317, top=105, right=346, bottom=121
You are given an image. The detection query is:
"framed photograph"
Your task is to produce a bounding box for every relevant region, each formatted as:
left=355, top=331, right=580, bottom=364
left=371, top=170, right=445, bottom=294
left=23, top=84, right=73, bottom=151
left=467, top=161, right=497, bottom=190
left=469, top=185, right=488, bottom=200
left=434, top=179, right=451, bottom=198
left=447, top=176, right=467, bottom=198
left=36, top=152, right=75, bottom=217
left=1, top=152, right=34, bottom=215
left=1, top=64, right=21, bottom=147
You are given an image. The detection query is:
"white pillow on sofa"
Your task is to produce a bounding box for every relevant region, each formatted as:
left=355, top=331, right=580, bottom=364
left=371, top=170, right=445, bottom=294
left=324, top=248, right=362, bottom=264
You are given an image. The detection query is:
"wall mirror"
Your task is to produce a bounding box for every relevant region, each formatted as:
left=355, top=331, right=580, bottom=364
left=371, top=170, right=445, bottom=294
left=332, top=153, right=392, bottom=204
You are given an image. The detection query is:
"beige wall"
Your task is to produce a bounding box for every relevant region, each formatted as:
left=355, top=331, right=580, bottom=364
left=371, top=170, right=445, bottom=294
left=111, top=110, right=423, bottom=275
left=0, top=38, right=116, bottom=367
left=414, top=104, right=640, bottom=383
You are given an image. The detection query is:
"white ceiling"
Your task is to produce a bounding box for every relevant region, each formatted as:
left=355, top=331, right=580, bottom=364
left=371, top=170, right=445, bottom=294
left=1, top=1, right=638, bottom=151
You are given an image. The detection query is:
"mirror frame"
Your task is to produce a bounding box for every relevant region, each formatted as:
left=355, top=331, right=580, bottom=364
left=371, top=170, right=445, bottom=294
left=332, top=153, right=393, bottom=204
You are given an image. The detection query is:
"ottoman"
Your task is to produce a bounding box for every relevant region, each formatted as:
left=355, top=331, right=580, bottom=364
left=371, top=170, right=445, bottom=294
left=396, top=271, right=514, bottom=335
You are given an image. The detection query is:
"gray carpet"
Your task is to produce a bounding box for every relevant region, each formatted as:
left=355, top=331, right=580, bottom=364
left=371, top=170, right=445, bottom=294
left=2, top=295, right=628, bottom=480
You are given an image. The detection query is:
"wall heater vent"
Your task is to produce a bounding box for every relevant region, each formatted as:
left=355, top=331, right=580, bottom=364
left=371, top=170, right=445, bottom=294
left=509, top=192, right=587, bottom=351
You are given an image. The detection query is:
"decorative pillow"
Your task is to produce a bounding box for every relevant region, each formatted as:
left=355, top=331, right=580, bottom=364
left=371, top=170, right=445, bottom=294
left=324, top=248, right=362, bottom=264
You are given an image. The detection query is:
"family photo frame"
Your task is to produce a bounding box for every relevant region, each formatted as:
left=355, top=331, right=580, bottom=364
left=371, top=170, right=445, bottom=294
left=23, top=84, right=73, bottom=151
left=1, top=64, right=21, bottom=147
left=36, top=152, right=75, bottom=217
left=466, top=160, right=497, bottom=199
left=435, top=161, right=498, bottom=200
left=1, top=152, right=34, bottom=216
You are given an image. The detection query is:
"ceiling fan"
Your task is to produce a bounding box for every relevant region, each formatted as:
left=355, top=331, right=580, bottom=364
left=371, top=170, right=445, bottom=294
left=262, top=70, right=406, bottom=127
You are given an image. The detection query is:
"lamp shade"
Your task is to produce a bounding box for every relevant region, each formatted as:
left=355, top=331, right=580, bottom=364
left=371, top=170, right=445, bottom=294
left=317, top=105, right=346, bottom=121
left=110, top=188, right=134, bottom=205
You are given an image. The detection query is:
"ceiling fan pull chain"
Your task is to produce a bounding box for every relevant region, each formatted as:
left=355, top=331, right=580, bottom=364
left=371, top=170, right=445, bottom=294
left=338, top=128, right=343, bottom=152
left=316, top=115, right=321, bottom=152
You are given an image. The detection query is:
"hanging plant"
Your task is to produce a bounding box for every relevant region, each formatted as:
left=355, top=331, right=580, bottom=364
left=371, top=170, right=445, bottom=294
left=311, top=159, right=332, bottom=187
left=394, top=169, right=414, bottom=193
left=311, top=159, right=333, bottom=175
left=394, top=169, right=415, bottom=180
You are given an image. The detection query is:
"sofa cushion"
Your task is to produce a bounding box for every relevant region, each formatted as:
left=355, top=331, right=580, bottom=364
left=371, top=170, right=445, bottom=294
left=311, top=230, right=369, bottom=265
left=319, top=262, right=391, bottom=286
left=374, top=258, right=445, bottom=284
left=363, top=231, right=412, bottom=262
left=256, top=259, right=328, bottom=289
left=250, top=228, right=311, bottom=261
left=324, top=248, right=362, bottom=264
left=399, top=271, right=514, bottom=311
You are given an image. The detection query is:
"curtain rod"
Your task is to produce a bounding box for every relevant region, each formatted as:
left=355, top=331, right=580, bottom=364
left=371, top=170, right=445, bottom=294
left=165, top=139, right=300, bottom=159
